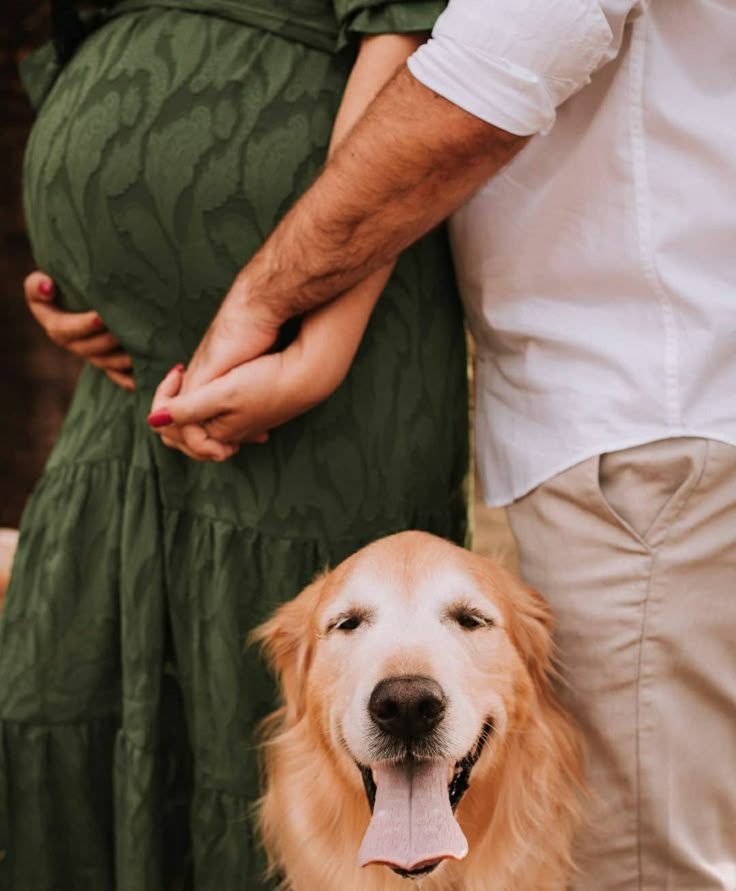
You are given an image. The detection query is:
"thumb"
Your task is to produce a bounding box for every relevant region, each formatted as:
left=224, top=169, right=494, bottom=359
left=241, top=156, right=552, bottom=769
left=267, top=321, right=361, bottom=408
left=157, top=363, right=185, bottom=400
left=148, top=364, right=185, bottom=427
left=24, top=271, right=55, bottom=304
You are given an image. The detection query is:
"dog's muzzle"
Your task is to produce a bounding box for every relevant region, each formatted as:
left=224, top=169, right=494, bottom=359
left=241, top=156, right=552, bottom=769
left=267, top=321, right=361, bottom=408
left=356, top=675, right=494, bottom=879
left=360, top=718, right=494, bottom=818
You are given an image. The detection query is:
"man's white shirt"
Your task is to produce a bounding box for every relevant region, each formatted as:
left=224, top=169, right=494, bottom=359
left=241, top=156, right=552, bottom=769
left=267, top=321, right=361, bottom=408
left=408, top=0, right=736, bottom=506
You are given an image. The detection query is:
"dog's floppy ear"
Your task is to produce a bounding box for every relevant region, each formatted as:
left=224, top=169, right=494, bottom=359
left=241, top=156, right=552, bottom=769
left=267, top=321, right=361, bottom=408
left=506, top=580, right=556, bottom=693
left=469, top=553, right=556, bottom=694
left=251, top=573, right=328, bottom=725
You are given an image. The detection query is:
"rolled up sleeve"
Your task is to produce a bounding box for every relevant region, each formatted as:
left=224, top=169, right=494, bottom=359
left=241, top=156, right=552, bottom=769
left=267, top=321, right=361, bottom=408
left=407, top=0, right=638, bottom=135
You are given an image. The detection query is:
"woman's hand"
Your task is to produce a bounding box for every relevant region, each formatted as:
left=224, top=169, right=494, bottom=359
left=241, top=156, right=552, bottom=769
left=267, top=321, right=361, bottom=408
left=148, top=364, right=242, bottom=462
left=24, top=272, right=135, bottom=391
left=147, top=273, right=388, bottom=460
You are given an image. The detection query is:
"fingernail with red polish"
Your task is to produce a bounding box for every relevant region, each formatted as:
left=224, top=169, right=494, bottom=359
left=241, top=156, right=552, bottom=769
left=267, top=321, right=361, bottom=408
left=38, top=280, right=53, bottom=297
left=93, top=315, right=105, bottom=329
left=148, top=409, right=173, bottom=428
left=169, top=363, right=184, bottom=374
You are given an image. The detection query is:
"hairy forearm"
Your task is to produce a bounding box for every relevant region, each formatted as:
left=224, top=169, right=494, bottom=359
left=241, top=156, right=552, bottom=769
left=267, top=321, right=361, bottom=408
left=182, top=60, right=528, bottom=387
left=298, top=32, right=428, bottom=346
left=238, top=65, right=528, bottom=325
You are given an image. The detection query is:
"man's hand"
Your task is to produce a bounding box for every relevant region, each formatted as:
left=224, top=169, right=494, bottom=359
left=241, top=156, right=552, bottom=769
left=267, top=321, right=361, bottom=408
left=180, top=278, right=281, bottom=393
left=148, top=273, right=385, bottom=460
left=24, top=271, right=135, bottom=391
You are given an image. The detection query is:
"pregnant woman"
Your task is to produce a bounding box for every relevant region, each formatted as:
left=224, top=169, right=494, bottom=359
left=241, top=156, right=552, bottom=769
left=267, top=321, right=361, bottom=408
left=0, top=1, right=468, bottom=889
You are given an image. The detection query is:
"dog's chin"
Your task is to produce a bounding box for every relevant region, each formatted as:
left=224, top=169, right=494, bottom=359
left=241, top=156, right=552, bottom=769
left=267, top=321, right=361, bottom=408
left=390, top=858, right=444, bottom=879
left=355, top=718, right=494, bottom=878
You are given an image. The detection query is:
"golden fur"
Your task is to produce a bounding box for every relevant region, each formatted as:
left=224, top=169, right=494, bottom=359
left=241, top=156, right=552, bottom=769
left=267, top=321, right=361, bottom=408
left=253, top=531, right=584, bottom=891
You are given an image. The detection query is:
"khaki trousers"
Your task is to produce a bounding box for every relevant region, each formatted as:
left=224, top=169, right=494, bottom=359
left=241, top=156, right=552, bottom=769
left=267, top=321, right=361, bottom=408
left=506, top=438, right=736, bottom=891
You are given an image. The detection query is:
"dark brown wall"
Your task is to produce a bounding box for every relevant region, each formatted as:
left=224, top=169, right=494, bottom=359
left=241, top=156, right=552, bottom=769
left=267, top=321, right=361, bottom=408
left=0, top=4, right=80, bottom=526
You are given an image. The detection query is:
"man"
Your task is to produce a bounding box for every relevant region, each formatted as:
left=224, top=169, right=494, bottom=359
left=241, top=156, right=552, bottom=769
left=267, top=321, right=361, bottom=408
left=151, top=1, right=736, bottom=887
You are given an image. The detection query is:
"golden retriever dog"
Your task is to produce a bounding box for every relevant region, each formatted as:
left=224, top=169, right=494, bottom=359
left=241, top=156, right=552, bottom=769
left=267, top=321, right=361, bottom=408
left=253, top=531, right=584, bottom=891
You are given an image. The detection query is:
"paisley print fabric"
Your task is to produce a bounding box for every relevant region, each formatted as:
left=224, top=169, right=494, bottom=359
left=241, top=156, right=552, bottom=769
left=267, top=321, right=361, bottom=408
left=0, top=3, right=468, bottom=889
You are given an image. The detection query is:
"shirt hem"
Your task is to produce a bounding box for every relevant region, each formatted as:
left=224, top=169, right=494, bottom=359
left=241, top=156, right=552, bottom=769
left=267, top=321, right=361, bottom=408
left=480, top=430, right=736, bottom=508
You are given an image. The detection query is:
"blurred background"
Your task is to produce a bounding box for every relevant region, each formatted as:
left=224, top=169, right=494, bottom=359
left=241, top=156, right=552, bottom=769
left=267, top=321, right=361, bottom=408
left=1, top=3, right=81, bottom=527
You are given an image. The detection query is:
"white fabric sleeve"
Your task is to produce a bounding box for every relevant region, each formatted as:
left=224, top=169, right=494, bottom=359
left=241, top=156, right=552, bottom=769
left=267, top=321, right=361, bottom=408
left=407, top=0, right=645, bottom=135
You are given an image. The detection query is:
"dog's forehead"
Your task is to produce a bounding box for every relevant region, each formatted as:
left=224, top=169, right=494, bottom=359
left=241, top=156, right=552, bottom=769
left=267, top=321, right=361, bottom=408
left=325, top=544, right=505, bottom=623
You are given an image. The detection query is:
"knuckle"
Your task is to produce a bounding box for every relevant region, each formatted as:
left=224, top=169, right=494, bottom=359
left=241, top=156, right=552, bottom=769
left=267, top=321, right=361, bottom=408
left=75, top=341, right=96, bottom=358
left=46, top=323, right=63, bottom=343
left=182, top=429, right=203, bottom=448
left=99, top=351, right=121, bottom=368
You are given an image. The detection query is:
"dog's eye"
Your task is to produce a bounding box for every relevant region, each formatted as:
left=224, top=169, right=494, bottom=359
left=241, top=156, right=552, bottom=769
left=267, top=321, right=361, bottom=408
left=324, top=607, right=374, bottom=636
left=334, top=614, right=363, bottom=633
left=449, top=607, right=493, bottom=631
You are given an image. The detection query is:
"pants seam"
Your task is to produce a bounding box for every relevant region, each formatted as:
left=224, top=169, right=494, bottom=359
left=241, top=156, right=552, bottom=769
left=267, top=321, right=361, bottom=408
left=635, top=441, right=709, bottom=891
left=635, top=551, right=655, bottom=891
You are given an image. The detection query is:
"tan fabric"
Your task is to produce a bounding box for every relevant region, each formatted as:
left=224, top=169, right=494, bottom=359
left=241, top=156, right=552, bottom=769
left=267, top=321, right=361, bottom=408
left=506, top=438, right=736, bottom=890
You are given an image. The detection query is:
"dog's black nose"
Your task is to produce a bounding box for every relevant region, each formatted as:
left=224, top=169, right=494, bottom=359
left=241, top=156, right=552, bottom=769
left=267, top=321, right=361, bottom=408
left=369, top=676, right=446, bottom=742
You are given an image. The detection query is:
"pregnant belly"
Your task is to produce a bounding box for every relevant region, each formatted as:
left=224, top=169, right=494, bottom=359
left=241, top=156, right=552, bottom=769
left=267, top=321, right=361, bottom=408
left=23, top=8, right=345, bottom=373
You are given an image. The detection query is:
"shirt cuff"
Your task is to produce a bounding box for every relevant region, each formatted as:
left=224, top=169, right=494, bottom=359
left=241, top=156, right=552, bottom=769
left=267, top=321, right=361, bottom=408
left=407, top=0, right=615, bottom=136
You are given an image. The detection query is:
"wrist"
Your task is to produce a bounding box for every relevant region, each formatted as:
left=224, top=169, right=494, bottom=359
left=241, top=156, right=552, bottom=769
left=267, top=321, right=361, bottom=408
left=231, top=267, right=284, bottom=332
left=233, top=242, right=304, bottom=334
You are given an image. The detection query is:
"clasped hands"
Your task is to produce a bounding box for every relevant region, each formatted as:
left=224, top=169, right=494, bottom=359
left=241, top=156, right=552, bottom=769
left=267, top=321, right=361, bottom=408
left=146, top=272, right=382, bottom=460
left=146, top=288, right=319, bottom=462
left=25, top=269, right=379, bottom=461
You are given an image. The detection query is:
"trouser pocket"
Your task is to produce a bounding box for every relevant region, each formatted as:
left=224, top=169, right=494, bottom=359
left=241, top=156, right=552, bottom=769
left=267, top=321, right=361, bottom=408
left=595, top=437, right=708, bottom=549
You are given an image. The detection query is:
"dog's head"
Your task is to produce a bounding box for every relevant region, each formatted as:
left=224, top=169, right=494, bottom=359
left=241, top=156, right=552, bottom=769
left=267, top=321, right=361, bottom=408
left=255, top=531, right=570, bottom=881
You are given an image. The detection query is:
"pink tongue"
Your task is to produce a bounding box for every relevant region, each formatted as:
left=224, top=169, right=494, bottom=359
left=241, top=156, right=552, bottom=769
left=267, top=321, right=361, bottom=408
left=358, top=761, right=468, bottom=872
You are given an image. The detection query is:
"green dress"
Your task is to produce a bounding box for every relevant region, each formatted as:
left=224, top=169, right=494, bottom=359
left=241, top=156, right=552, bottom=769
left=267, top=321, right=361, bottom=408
left=0, top=2, right=469, bottom=888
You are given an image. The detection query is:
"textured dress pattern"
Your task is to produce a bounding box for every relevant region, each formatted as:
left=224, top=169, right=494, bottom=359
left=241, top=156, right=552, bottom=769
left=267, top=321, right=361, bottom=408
left=0, top=2, right=468, bottom=888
